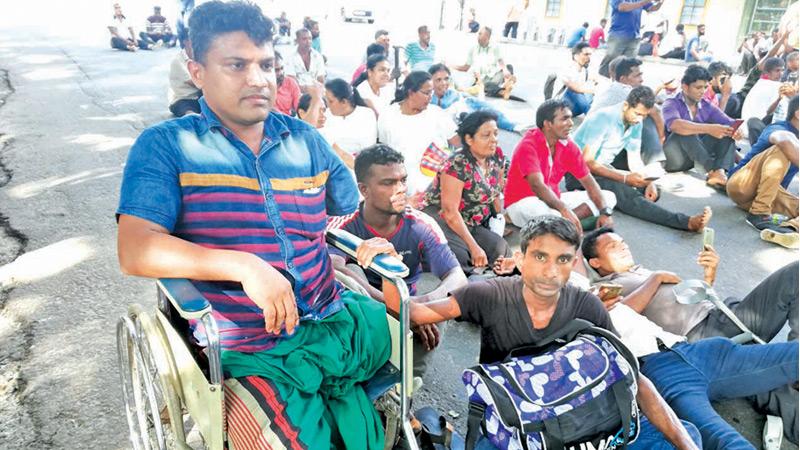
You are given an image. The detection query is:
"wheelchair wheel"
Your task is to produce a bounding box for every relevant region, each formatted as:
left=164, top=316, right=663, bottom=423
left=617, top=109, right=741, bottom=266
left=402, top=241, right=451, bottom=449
left=117, top=308, right=190, bottom=450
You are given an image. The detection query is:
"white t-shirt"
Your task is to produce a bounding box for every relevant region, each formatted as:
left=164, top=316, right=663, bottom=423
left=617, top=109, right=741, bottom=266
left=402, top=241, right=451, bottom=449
left=556, top=61, right=589, bottom=96
left=357, top=82, right=395, bottom=116
left=322, top=106, right=377, bottom=156
left=377, top=104, right=456, bottom=194
left=285, top=48, right=326, bottom=87
left=110, top=16, right=134, bottom=38
left=741, top=78, right=782, bottom=127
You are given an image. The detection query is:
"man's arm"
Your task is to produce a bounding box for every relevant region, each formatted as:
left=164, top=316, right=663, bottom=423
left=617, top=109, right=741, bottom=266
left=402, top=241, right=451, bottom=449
left=118, top=215, right=299, bottom=334
left=330, top=253, right=386, bottom=301
left=757, top=30, right=790, bottom=71
left=525, top=172, right=572, bottom=214
left=668, top=119, right=732, bottom=138
left=618, top=271, right=680, bottom=312
left=617, top=0, right=653, bottom=12
left=128, top=27, right=137, bottom=42
left=647, top=0, right=664, bottom=12
left=637, top=375, right=700, bottom=450
left=576, top=172, right=614, bottom=228
left=416, top=267, right=468, bottom=303
left=563, top=77, right=595, bottom=94
left=769, top=130, right=800, bottom=166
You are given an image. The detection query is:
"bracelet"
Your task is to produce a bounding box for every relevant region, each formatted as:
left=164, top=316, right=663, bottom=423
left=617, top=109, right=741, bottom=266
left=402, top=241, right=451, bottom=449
left=623, top=174, right=628, bottom=185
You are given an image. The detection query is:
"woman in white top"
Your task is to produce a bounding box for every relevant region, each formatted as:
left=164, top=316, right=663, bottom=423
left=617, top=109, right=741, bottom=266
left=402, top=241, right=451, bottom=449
left=355, top=55, right=394, bottom=116
left=377, top=71, right=460, bottom=197
left=323, top=78, right=378, bottom=168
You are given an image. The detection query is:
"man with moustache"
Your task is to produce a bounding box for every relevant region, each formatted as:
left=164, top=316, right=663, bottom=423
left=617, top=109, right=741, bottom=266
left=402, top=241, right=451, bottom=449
left=116, top=2, right=387, bottom=448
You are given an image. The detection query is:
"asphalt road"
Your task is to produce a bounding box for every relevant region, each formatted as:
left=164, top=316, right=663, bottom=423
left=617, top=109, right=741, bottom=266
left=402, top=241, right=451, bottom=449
left=0, top=15, right=796, bottom=450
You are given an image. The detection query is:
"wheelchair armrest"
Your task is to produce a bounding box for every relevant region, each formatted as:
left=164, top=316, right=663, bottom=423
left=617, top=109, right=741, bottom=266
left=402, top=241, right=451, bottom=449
left=326, top=228, right=410, bottom=279
left=156, top=278, right=212, bottom=320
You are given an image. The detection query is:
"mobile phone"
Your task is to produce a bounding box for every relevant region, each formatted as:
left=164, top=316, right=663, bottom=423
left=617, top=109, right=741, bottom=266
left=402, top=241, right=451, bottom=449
left=731, top=119, right=744, bottom=133
left=702, top=227, right=715, bottom=250
left=598, top=283, right=623, bottom=300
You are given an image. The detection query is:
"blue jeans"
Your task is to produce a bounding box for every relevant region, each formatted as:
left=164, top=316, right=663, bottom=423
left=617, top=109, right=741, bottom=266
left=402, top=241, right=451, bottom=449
left=464, top=97, right=517, bottom=132
left=563, top=89, right=593, bottom=117
left=641, top=337, right=799, bottom=450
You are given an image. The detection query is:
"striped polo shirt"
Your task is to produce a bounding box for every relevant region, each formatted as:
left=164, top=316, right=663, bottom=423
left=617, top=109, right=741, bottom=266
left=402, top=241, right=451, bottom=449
left=118, top=98, right=359, bottom=352
left=404, top=41, right=436, bottom=72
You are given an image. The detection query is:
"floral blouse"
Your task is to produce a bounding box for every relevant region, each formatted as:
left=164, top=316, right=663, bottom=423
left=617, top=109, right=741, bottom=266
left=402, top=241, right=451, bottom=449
left=424, top=147, right=506, bottom=227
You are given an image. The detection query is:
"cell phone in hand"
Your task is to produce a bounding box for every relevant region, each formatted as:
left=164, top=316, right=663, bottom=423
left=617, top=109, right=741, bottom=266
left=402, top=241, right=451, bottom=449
left=730, top=119, right=744, bottom=133
left=598, top=283, right=623, bottom=300
left=702, top=227, right=715, bottom=250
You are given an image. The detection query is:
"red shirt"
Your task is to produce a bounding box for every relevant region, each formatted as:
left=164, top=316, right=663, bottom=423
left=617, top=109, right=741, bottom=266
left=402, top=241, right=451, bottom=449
left=503, top=128, right=590, bottom=208
left=588, top=27, right=605, bottom=48
left=274, top=76, right=301, bottom=115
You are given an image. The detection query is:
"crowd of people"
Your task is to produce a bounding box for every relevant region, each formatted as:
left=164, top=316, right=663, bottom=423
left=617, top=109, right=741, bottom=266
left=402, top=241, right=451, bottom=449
left=116, top=1, right=798, bottom=449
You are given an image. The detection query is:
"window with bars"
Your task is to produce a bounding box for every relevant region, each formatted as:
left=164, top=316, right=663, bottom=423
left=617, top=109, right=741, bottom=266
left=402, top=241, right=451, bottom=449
left=680, top=0, right=706, bottom=24
left=748, top=0, right=791, bottom=33
left=545, top=0, right=561, bottom=17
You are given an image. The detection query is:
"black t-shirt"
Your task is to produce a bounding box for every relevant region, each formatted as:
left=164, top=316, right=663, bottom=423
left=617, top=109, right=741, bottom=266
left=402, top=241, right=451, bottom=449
left=453, top=276, right=617, bottom=364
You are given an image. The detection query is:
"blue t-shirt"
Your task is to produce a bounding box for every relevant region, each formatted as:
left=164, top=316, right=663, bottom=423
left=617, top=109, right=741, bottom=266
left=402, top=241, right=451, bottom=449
left=684, top=36, right=701, bottom=62
left=573, top=104, right=642, bottom=165
left=729, top=121, right=798, bottom=188
left=567, top=27, right=587, bottom=48
left=117, top=98, right=359, bottom=352
left=609, top=0, right=653, bottom=40
left=327, top=206, right=460, bottom=295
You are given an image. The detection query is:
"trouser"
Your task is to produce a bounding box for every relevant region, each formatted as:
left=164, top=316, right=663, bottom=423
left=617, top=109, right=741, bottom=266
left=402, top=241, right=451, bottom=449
left=726, top=145, right=800, bottom=223
left=562, top=89, right=593, bottom=116
left=503, top=21, right=519, bottom=39
left=423, top=205, right=510, bottom=274
left=641, top=116, right=666, bottom=163
left=641, top=337, right=799, bottom=450
left=140, top=31, right=176, bottom=46
left=169, top=98, right=201, bottom=117
left=599, top=35, right=640, bottom=77
left=663, top=133, right=736, bottom=173
left=565, top=171, right=691, bottom=230
left=110, top=37, right=146, bottom=51
left=464, top=96, right=516, bottom=131
left=481, top=64, right=514, bottom=97
left=747, top=117, right=767, bottom=146
left=740, top=51, right=757, bottom=75
left=222, top=291, right=391, bottom=449
left=660, top=47, right=685, bottom=59
left=505, top=190, right=617, bottom=228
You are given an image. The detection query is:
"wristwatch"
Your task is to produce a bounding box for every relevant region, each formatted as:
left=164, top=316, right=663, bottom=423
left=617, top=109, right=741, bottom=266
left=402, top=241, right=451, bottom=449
left=599, top=207, right=613, bottom=217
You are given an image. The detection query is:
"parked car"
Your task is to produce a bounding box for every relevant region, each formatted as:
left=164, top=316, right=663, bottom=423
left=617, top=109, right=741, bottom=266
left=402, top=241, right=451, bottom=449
left=341, top=4, right=374, bottom=24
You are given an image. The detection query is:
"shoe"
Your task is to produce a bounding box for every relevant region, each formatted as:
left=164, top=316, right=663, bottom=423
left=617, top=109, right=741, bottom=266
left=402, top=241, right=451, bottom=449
left=746, top=213, right=789, bottom=231
left=763, top=415, right=783, bottom=450
left=760, top=228, right=800, bottom=249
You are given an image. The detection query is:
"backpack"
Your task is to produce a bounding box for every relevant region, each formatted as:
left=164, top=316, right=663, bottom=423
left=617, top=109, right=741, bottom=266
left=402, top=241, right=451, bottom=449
left=543, top=73, right=566, bottom=100
left=462, top=319, right=640, bottom=450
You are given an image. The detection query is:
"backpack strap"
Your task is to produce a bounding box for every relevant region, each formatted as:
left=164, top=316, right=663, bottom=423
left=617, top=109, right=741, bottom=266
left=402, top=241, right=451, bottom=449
left=611, top=379, right=635, bottom=449
left=542, top=417, right=566, bottom=450
left=504, top=319, right=594, bottom=361
left=465, top=402, right=485, bottom=450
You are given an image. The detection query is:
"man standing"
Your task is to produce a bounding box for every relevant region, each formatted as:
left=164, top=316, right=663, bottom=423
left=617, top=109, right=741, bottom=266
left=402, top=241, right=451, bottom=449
left=453, top=27, right=516, bottom=99
left=116, top=2, right=384, bottom=448
left=685, top=24, right=712, bottom=62
left=599, top=0, right=665, bottom=77
left=328, top=145, right=467, bottom=375
left=728, top=95, right=799, bottom=248
left=569, top=87, right=712, bottom=232
left=285, top=28, right=326, bottom=91
left=588, top=18, right=608, bottom=49
left=503, top=1, right=525, bottom=40
left=559, top=42, right=597, bottom=117
left=503, top=99, right=616, bottom=232
left=662, top=65, right=741, bottom=188
left=405, top=25, right=436, bottom=72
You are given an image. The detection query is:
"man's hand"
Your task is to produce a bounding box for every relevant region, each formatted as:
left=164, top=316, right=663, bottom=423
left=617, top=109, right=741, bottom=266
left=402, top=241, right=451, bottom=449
left=469, top=244, right=489, bottom=269
left=720, top=76, right=733, bottom=96
left=413, top=323, right=441, bottom=351
left=597, top=214, right=614, bottom=228
left=240, top=259, right=299, bottom=335
left=355, top=237, right=401, bottom=268
left=644, top=183, right=659, bottom=202
left=493, top=256, right=517, bottom=275
left=626, top=172, right=649, bottom=188
left=706, top=124, right=734, bottom=139
left=732, top=126, right=745, bottom=141
left=697, top=245, right=719, bottom=285
left=655, top=270, right=681, bottom=284
left=560, top=207, right=584, bottom=234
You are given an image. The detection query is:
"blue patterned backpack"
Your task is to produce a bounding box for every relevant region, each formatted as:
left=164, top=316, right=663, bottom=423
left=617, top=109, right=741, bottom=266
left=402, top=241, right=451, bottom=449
left=462, top=319, right=640, bottom=450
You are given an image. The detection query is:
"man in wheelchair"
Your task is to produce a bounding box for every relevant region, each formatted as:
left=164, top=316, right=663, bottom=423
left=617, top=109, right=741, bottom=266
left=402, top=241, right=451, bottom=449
left=117, top=2, right=392, bottom=448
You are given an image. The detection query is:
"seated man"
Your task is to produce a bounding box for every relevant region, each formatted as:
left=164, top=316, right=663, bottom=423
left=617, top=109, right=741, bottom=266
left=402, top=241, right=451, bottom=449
left=503, top=99, right=616, bottom=232
left=108, top=3, right=147, bottom=52
left=662, top=65, right=741, bottom=188
left=141, top=5, right=177, bottom=48
left=590, top=56, right=666, bottom=169
left=741, top=57, right=787, bottom=143
left=328, top=145, right=467, bottom=375
left=451, top=26, right=516, bottom=100
left=428, top=64, right=525, bottom=133
left=116, top=3, right=387, bottom=448
left=727, top=95, right=799, bottom=248
left=569, top=86, right=712, bottom=232
left=557, top=42, right=598, bottom=117
left=382, top=216, right=704, bottom=449
left=285, top=28, right=326, bottom=92
left=405, top=25, right=437, bottom=73
left=167, top=30, right=201, bottom=117
left=580, top=227, right=799, bottom=445
left=273, top=51, right=301, bottom=116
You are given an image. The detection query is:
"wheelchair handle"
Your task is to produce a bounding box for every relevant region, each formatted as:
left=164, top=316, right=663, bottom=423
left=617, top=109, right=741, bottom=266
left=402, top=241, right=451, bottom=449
left=325, top=229, right=410, bottom=279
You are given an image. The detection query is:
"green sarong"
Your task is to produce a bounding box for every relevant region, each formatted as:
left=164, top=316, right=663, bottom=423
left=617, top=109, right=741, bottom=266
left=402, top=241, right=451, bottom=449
left=222, top=290, right=391, bottom=449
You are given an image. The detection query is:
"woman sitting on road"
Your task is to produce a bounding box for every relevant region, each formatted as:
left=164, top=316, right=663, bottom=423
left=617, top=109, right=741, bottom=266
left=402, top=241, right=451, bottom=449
left=354, top=54, right=395, bottom=117
left=422, top=110, right=513, bottom=276
left=323, top=78, right=377, bottom=169
left=296, top=92, right=327, bottom=129
left=377, top=71, right=459, bottom=196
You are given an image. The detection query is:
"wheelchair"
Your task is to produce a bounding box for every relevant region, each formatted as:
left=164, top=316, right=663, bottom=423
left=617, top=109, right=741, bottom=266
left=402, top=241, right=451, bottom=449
left=116, top=229, right=421, bottom=450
